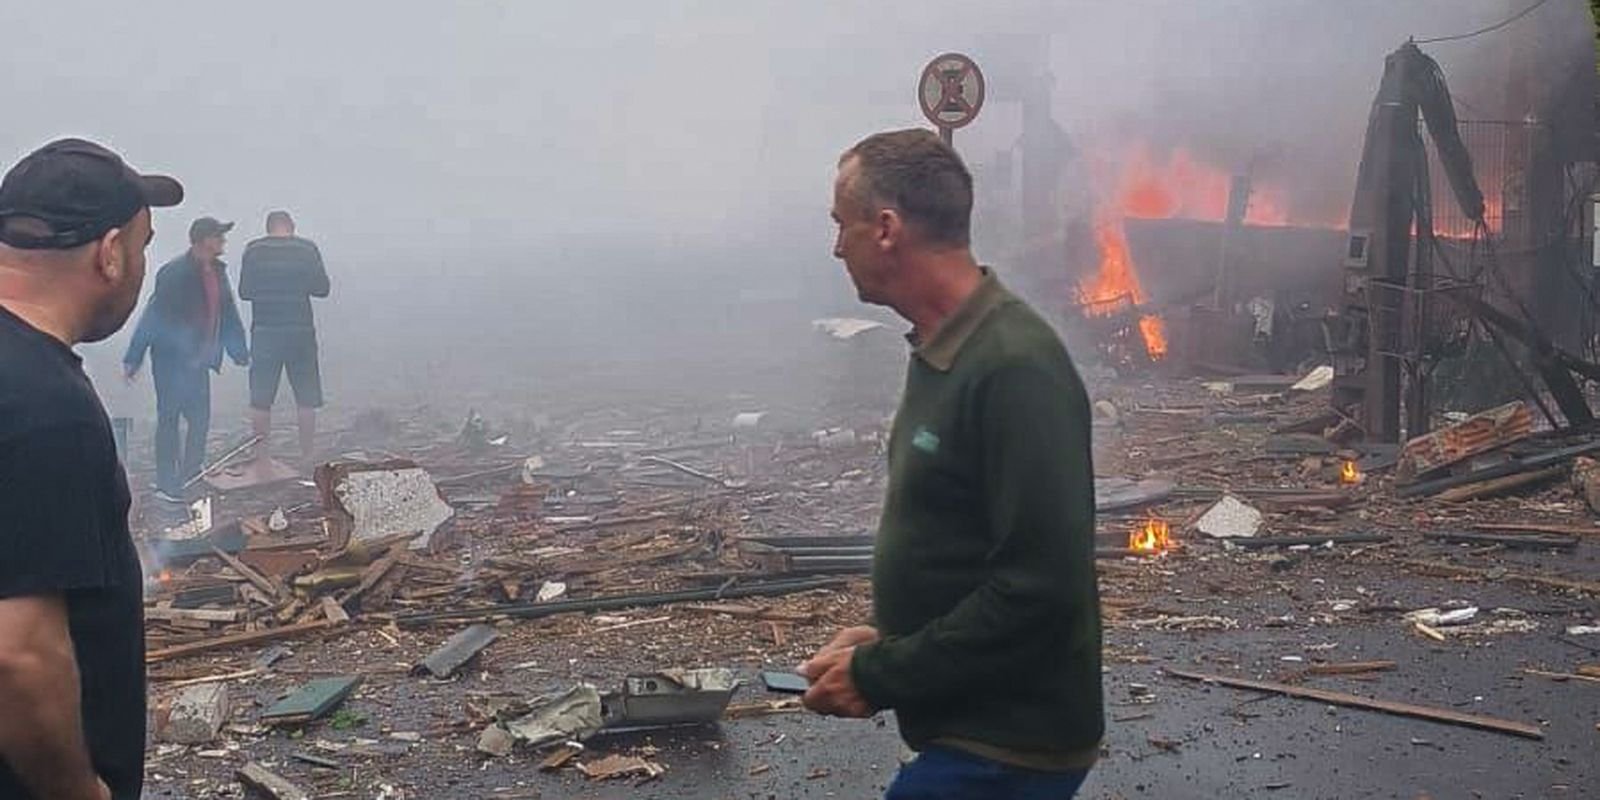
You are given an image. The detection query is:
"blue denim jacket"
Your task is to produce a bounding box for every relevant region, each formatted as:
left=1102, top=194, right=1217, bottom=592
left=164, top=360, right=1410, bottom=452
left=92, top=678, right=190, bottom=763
left=122, top=251, right=248, bottom=372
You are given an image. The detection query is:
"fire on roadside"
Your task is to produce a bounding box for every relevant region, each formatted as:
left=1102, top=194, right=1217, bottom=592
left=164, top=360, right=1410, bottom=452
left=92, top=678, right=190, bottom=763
left=1129, top=518, right=1171, bottom=554
left=1340, top=460, right=1362, bottom=485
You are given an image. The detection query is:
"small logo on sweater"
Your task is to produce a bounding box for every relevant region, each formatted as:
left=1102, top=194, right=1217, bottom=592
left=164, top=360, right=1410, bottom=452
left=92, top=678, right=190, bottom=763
left=911, top=427, right=940, bottom=454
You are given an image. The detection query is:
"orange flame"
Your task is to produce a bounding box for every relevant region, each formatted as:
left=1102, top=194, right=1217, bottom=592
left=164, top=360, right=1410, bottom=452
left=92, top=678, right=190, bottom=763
left=1340, top=460, right=1361, bottom=485
left=1129, top=518, right=1171, bottom=554
left=1080, top=214, right=1168, bottom=360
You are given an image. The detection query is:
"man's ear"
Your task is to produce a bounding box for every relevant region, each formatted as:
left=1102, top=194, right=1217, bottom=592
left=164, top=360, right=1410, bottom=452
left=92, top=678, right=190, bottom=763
left=95, top=227, right=125, bottom=283
left=876, top=208, right=902, bottom=253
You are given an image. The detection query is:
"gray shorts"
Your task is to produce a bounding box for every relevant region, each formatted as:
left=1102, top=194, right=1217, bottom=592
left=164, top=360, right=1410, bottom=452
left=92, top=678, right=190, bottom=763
left=249, top=328, right=323, bottom=410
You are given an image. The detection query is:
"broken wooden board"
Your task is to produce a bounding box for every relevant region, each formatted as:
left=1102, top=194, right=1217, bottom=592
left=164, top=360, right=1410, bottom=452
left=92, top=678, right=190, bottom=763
left=213, top=545, right=281, bottom=599
left=146, top=620, right=338, bottom=663
left=262, top=675, right=362, bottom=726
left=144, top=607, right=242, bottom=624
left=1435, top=464, right=1566, bottom=503
left=1398, top=401, right=1532, bottom=481
left=1095, top=477, right=1176, bottom=513
left=1263, top=434, right=1338, bottom=456
left=1304, top=660, right=1397, bottom=676
left=205, top=456, right=302, bottom=492
left=412, top=623, right=499, bottom=679
left=236, top=762, right=310, bottom=800
left=577, top=754, right=667, bottom=781
left=1165, top=667, right=1543, bottom=739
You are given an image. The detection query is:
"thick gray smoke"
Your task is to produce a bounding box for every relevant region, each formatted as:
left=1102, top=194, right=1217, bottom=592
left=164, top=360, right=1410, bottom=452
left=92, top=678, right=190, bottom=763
left=0, top=0, right=1588, bottom=414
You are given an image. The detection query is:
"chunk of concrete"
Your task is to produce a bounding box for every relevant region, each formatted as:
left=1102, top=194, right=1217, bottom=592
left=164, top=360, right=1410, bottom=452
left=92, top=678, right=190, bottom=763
left=1195, top=494, right=1262, bottom=539
left=159, top=683, right=230, bottom=744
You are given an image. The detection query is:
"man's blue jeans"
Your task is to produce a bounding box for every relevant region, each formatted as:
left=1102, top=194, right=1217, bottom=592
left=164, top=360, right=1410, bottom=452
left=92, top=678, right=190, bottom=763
left=885, top=747, right=1090, bottom=799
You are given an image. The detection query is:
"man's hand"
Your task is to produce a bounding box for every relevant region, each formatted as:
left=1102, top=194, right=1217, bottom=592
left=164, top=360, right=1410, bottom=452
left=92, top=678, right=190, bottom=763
left=798, top=646, right=873, bottom=718
left=815, top=625, right=880, bottom=658
left=121, top=363, right=140, bottom=384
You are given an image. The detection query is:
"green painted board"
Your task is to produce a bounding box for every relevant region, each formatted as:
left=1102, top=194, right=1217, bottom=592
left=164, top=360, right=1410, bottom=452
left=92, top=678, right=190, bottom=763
left=262, top=675, right=362, bottom=724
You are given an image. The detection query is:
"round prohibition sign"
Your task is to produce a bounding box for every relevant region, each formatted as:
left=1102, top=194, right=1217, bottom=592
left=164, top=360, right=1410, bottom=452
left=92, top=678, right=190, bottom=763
left=918, top=52, right=985, bottom=130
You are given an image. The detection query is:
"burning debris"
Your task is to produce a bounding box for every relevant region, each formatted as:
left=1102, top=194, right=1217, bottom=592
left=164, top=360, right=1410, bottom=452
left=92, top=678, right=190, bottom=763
left=1128, top=518, right=1171, bottom=555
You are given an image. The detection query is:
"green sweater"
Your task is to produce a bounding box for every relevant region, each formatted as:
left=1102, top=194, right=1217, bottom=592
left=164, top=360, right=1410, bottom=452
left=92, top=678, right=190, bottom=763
left=850, top=271, right=1104, bottom=768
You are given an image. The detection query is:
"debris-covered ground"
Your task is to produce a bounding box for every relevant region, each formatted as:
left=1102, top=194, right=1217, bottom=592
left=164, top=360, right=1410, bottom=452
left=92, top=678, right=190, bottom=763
left=127, top=360, right=1600, bottom=799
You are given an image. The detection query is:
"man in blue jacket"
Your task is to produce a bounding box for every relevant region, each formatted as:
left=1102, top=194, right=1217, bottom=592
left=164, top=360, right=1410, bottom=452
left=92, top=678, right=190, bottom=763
left=123, top=217, right=248, bottom=501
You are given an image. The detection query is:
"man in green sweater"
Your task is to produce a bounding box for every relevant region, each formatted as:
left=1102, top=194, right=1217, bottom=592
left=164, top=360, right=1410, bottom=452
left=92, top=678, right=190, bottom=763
left=799, top=129, right=1103, bottom=798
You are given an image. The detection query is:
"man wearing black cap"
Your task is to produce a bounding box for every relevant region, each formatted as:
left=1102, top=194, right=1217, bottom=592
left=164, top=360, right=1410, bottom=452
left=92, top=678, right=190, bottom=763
left=240, top=209, right=330, bottom=466
left=0, top=138, right=182, bottom=800
left=123, top=216, right=249, bottom=501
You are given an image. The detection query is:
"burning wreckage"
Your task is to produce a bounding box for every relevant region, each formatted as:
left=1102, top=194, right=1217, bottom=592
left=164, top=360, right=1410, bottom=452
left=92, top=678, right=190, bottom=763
left=123, top=44, right=1600, bottom=800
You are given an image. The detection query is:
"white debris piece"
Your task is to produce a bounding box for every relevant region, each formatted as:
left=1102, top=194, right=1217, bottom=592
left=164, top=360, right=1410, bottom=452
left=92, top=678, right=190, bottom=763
left=519, top=455, right=547, bottom=485
left=334, top=467, right=454, bottom=551
left=267, top=507, right=289, bottom=532
left=1405, top=606, right=1481, bottom=627
left=811, top=317, right=887, bottom=340
left=163, top=496, right=214, bottom=539
left=1195, top=494, right=1262, bottom=539
left=537, top=581, right=568, bottom=602
left=1565, top=623, right=1600, bottom=636
left=1291, top=365, right=1335, bottom=393
left=732, top=412, right=767, bottom=429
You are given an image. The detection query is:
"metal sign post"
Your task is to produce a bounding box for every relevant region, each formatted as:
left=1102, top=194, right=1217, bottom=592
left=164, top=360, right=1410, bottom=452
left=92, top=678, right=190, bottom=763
left=918, top=53, right=985, bottom=146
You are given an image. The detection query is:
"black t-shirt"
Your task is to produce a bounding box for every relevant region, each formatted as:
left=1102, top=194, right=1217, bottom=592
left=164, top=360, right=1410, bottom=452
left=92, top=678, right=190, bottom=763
left=0, top=304, right=145, bottom=800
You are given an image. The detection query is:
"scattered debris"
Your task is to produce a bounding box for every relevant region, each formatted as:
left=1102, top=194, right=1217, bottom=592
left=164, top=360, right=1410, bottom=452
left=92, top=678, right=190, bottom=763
left=236, top=761, right=311, bottom=800
left=483, top=684, right=605, bottom=754
left=261, top=675, right=363, bottom=726
left=413, top=623, right=500, bottom=679
left=577, top=753, right=666, bottom=781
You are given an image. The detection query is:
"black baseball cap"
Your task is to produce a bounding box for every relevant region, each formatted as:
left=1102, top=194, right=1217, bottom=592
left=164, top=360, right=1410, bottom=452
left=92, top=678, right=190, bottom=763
left=189, top=217, right=234, bottom=243
left=0, top=138, right=182, bottom=250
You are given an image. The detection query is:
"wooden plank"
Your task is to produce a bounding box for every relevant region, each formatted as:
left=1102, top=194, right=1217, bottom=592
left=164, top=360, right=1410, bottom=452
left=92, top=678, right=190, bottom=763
left=1304, top=660, right=1397, bottom=676
left=236, top=762, right=310, bottom=800
left=320, top=596, right=350, bottom=624
left=145, top=607, right=243, bottom=624
left=212, top=546, right=280, bottom=599
left=146, top=620, right=337, bottom=664
left=1436, top=465, right=1566, bottom=503
left=1474, top=522, right=1600, bottom=537
left=337, top=550, right=401, bottom=609
left=1398, top=401, right=1531, bottom=480
left=261, top=675, right=362, bottom=725
left=1165, top=667, right=1542, bottom=739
